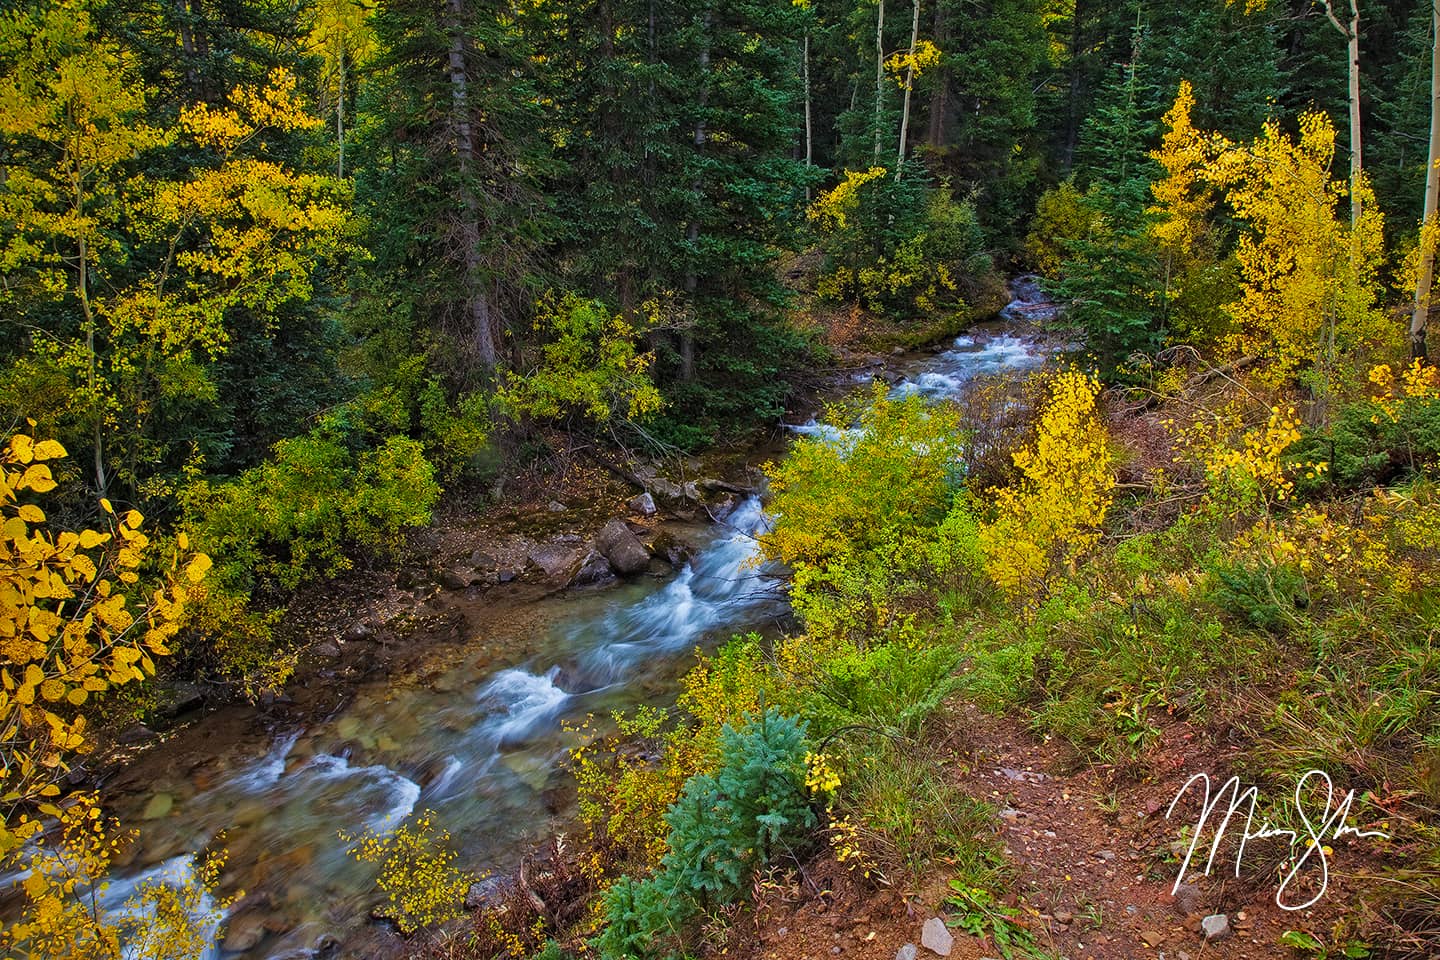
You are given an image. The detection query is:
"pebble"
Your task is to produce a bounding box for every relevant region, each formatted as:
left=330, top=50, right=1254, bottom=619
left=1201, top=913, right=1231, bottom=941
left=1140, top=928, right=1165, bottom=948
left=896, top=945, right=917, bottom=960
left=921, top=917, right=954, bottom=957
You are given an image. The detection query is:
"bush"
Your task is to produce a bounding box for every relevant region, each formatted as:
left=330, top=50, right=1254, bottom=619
left=181, top=420, right=439, bottom=685
left=593, top=709, right=816, bottom=960
left=762, top=384, right=965, bottom=571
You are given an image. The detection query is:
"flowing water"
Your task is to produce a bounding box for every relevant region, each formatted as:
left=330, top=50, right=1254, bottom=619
left=64, top=284, right=1054, bottom=959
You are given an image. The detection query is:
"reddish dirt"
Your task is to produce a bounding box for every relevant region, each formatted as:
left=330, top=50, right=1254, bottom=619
left=736, top=703, right=1391, bottom=960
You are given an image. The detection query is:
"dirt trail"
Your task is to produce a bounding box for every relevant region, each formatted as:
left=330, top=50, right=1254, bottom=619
left=740, top=702, right=1372, bottom=960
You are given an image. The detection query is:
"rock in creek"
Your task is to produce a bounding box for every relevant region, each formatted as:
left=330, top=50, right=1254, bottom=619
left=526, top=543, right=585, bottom=580
left=595, top=519, right=650, bottom=576
left=570, top=550, right=615, bottom=587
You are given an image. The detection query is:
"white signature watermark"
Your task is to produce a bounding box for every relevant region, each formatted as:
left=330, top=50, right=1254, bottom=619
left=1166, top=770, right=1389, bottom=911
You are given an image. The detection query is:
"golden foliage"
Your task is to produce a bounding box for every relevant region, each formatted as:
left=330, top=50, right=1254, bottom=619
left=978, top=371, right=1114, bottom=599
left=2, top=792, right=233, bottom=959
left=345, top=811, right=474, bottom=934
left=0, top=433, right=207, bottom=834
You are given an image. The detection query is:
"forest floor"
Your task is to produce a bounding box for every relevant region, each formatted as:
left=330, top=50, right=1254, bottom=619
left=736, top=701, right=1380, bottom=960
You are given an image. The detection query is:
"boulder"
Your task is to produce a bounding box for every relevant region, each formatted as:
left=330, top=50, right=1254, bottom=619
left=628, top=491, right=657, bottom=516
left=221, top=910, right=269, bottom=953
left=437, top=567, right=472, bottom=591
left=644, top=477, right=685, bottom=504
left=570, top=550, right=615, bottom=587
left=342, top=620, right=374, bottom=643
left=596, top=519, right=651, bottom=576
left=465, top=876, right=505, bottom=911
left=526, top=543, right=585, bottom=580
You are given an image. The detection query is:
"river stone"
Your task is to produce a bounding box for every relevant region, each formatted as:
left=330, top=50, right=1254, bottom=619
left=221, top=910, right=269, bottom=953
left=645, top=477, right=685, bottom=505
left=628, top=491, right=657, bottom=516
left=499, top=751, right=551, bottom=791
left=921, top=917, right=953, bottom=956
left=570, top=550, right=615, bottom=587
left=437, top=567, right=471, bottom=591
left=141, top=793, right=173, bottom=820
left=596, top=519, right=650, bottom=576
left=527, top=542, right=584, bottom=580
left=465, top=876, right=505, bottom=911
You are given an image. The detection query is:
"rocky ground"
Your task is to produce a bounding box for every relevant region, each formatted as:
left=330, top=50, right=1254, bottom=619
left=736, top=702, right=1393, bottom=960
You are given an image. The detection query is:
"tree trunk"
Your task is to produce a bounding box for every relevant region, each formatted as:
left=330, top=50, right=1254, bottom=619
left=337, top=46, right=346, bottom=178
left=681, top=9, right=713, bottom=382
left=446, top=0, right=496, bottom=370
left=874, top=0, right=886, bottom=165
left=803, top=29, right=813, bottom=201
left=1412, top=0, right=1440, bottom=362
left=1323, top=0, right=1363, bottom=225
left=895, top=0, right=921, bottom=180
left=1062, top=0, right=1087, bottom=174
left=926, top=0, right=948, bottom=149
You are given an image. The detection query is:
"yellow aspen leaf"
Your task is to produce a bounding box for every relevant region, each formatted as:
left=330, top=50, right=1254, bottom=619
left=185, top=553, right=212, bottom=583
left=16, top=505, right=44, bottom=523
left=9, top=436, right=33, bottom=465
left=78, top=529, right=108, bottom=549
left=31, top=440, right=66, bottom=460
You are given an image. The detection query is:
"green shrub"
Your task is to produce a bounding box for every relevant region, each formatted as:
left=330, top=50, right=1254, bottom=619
left=594, top=709, right=816, bottom=960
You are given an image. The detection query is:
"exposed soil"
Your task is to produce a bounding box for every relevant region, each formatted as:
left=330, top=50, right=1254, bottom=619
left=737, top=702, right=1398, bottom=960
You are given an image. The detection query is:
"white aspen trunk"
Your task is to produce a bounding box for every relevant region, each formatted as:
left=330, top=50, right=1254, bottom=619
left=873, top=0, right=885, bottom=165
left=895, top=0, right=920, bottom=180
left=337, top=46, right=345, bottom=178
left=804, top=30, right=813, bottom=201
left=1412, top=0, right=1440, bottom=361
left=1323, top=0, right=1363, bottom=225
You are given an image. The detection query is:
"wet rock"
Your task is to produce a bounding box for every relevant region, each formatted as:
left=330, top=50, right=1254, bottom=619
left=921, top=917, right=952, bottom=956
left=465, top=876, right=505, bottom=911
left=437, top=567, right=473, bottom=591
left=117, top=723, right=156, bottom=746
left=596, top=519, right=650, bottom=576
left=526, top=543, right=584, bottom=580
left=896, top=945, right=917, bottom=960
left=1200, top=914, right=1230, bottom=941
left=628, top=491, right=657, bottom=516
left=221, top=910, right=269, bottom=953
left=141, top=792, right=173, bottom=820
left=650, top=532, right=694, bottom=568
left=342, top=620, right=375, bottom=643
left=570, top=550, right=615, bottom=587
